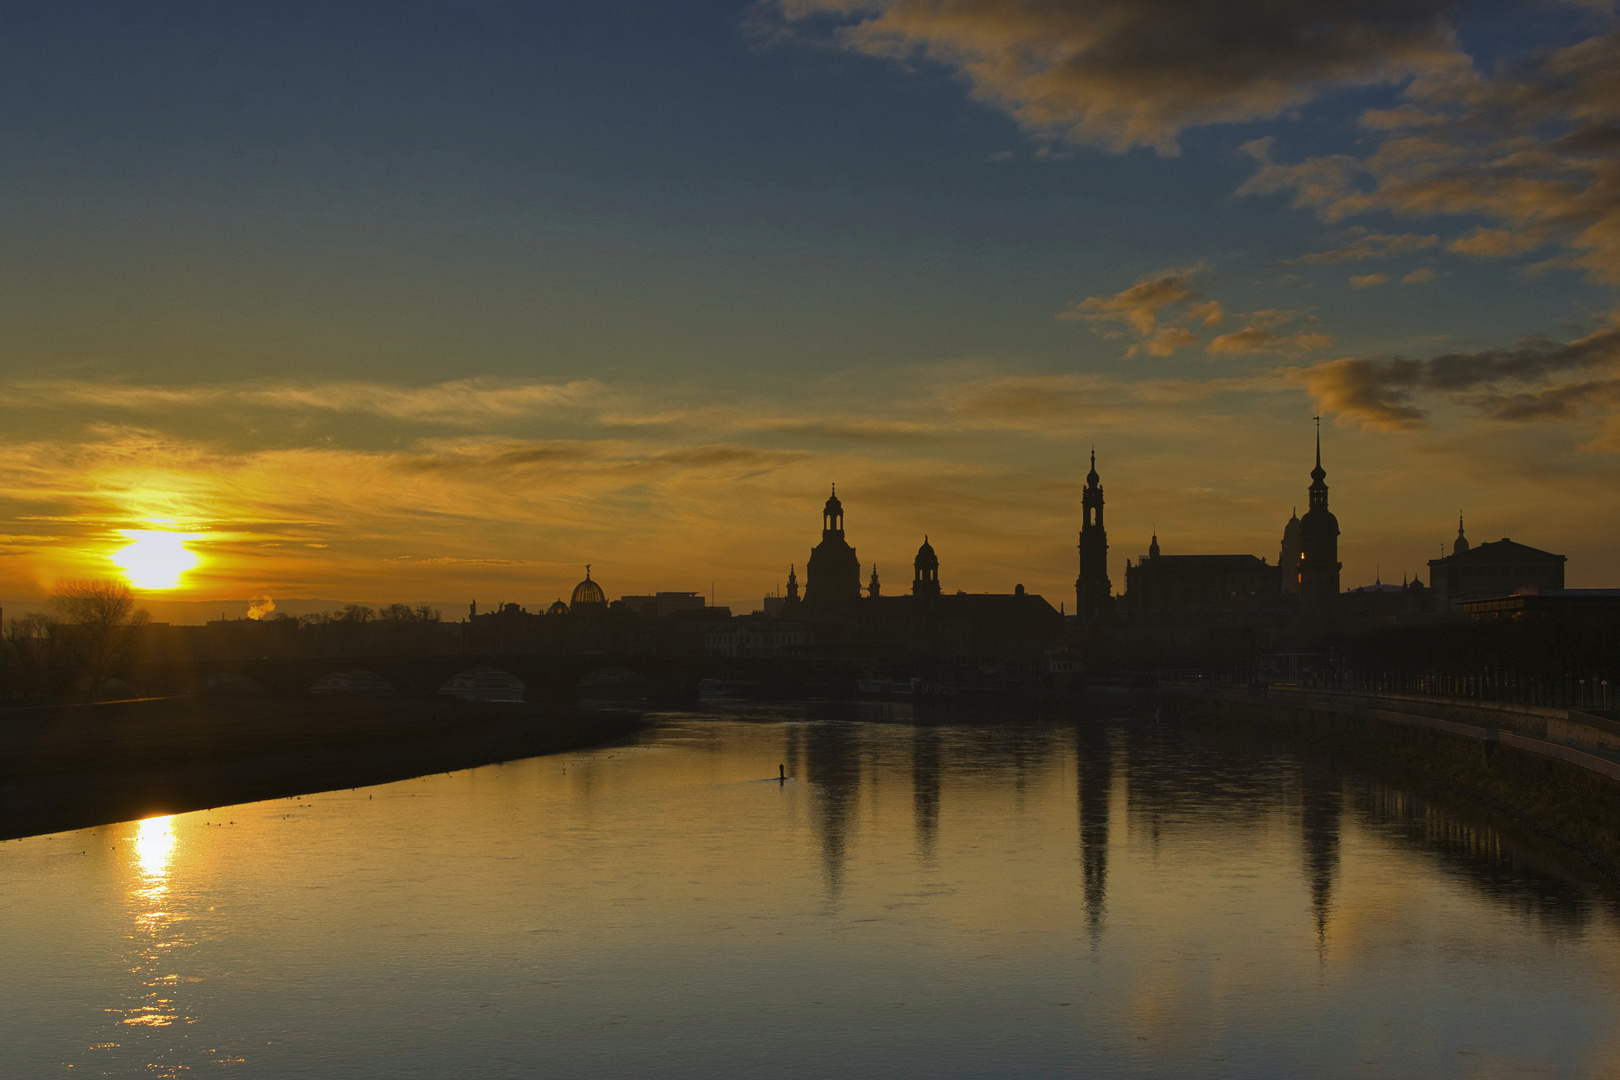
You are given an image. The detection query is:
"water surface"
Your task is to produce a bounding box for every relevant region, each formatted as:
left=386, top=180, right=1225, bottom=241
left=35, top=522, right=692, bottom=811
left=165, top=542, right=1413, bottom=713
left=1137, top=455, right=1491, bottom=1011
left=4, top=708, right=1619, bottom=1078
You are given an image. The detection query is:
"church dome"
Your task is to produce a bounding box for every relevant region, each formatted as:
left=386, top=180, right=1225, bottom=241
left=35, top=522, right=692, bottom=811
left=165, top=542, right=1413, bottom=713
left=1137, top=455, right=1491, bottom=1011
left=547, top=599, right=569, bottom=616
left=570, top=567, right=606, bottom=609
left=915, top=536, right=938, bottom=567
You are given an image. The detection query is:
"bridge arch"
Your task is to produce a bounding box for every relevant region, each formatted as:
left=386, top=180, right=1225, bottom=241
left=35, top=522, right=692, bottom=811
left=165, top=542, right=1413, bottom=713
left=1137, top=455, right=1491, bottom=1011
left=438, top=667, right=526, bottom=702
left=310, top=669, right=398, bottom=696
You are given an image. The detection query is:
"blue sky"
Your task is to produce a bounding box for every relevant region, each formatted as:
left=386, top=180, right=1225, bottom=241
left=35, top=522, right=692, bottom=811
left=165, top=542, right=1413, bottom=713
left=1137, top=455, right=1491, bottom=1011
left=2, top=0, right=1618, bottom=607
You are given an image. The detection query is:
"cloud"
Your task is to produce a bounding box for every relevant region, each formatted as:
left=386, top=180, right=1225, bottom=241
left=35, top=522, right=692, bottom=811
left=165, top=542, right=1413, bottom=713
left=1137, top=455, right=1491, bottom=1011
left=1239, top=30, right=1620, bottom=282
left=1205, top=310, right=1330, bottom=356
left=1292, top=325, right=1620, bottom=429
left=0, top=378, right=608, bottom=427
left=1061, top=267, right=1203, bottom=335
left=1350, top=273, right=1391, bottom=288
left=1285, top=230, right=1441, bottom=265
left=770, top=0, right=1462, bottom=155
left=1400, top=267, right=1436, bottom=283
left=1129, top=326, right=1201, bottom=359
left=1062, top=266, right=1219, bottom=357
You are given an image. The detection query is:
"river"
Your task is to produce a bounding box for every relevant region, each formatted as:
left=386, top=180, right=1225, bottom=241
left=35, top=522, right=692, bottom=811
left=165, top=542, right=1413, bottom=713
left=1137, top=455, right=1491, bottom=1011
left=4, top=705, right=1620, bottom=1078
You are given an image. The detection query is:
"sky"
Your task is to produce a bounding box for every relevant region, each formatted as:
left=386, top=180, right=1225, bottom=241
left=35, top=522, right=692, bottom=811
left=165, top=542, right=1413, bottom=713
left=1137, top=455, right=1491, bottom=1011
left=4, top=0, right=1620, bottom=615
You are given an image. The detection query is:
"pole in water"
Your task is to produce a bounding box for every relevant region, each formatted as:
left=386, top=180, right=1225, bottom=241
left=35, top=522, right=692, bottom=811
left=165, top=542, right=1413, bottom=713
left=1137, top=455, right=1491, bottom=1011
left=778, top=763, right=785, bottom=782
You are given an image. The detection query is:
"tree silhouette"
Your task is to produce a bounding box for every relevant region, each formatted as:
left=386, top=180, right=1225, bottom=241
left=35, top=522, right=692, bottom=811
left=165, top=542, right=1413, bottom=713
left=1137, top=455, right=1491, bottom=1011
left=51, top=578, right=150, bottom=698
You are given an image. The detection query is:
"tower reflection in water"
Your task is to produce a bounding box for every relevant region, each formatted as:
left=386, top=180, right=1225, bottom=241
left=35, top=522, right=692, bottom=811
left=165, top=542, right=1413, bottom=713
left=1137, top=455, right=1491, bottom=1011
left=1077, top=725, right=1111, bottom=949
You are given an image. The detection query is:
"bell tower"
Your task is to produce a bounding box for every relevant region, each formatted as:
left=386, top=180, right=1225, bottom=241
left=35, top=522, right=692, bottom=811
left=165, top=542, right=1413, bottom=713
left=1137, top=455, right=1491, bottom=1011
left=1076, top=450, right=1112, bottom=619
left=1299, top=419, right=1341, bottom=615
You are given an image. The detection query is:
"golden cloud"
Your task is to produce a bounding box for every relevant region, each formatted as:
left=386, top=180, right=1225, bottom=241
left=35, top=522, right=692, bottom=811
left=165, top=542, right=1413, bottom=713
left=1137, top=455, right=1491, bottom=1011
left=771, top=0, right=1461, bottom=154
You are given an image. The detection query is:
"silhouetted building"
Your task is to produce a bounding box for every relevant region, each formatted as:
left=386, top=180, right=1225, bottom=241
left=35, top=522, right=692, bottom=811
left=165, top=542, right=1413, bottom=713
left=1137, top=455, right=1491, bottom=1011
left=705, top=615, right=811, bottom=657
left=1123, top=539, right=1281, bottom=616
left=912, top=537, right=940, bottom=603
left=1339, top=574, right=1431, bottom=622
left=569, top=567, right=607, bottom=613
left=1280, top=509, right=1303, bottom=596
left=1428, top=533, right=1566, bottom=608
left=1299, top=426, right=1341, bottom=615
left=619, top=591, right=706, bottom=619
left=1460, top=589, right=1620, bottom=623
left=868, top=565, right=881, bottom=598
left=804, top=487, right=862, bottom=617
left=1076, top=451, right=1112, bottom=620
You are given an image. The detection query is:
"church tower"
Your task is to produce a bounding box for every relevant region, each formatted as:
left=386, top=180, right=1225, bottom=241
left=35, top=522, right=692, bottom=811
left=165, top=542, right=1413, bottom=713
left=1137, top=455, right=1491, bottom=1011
left=1299, top=421, right=1341, bottom=615
left=1075, top=450, right=1112, bottom=619
left=1280, top=508, right=1303, bottom=595
left=912, top=536, right=940, bottom=604
left=804, top=486, right=862, bottom=615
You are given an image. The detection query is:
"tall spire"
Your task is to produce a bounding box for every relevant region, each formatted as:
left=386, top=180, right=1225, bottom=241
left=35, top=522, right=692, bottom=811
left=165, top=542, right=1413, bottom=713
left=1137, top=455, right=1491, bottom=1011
left=1311, top=415, right=1326, bottom=482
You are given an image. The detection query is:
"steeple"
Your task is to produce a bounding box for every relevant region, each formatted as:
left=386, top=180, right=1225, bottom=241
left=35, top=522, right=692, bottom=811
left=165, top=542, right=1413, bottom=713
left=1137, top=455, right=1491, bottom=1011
left=1076, top=449, right=1112, bottom=619
left=1307, top=415, right=1328, bottom=510
left=868, top=564, right=881, bottom=598
left=1148, top=531, right=1160, bottom=559
left=1299, top=417, right=1341, bottom=615
left=786, top=564, right=799, bottom=602
left=1453, top=513, right=1469, bottom=555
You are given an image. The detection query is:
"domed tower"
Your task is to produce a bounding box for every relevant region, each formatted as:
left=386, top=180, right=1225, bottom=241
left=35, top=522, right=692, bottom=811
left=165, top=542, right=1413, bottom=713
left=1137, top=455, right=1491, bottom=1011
left=1280, top=508, right=1303, bottom=595
left=1453, top=514, right=1469, bottom=555
left=913, top=536, right=941, bottom=605
left=868, top=565, right=881, bottom=598
left=804, top=486, right=862, bottom=616
left=1075, top=450, right=1112, bottom=620
left=1299, top=422, right=1341, bottom=615
left=569, top=565, right=607, bottom=612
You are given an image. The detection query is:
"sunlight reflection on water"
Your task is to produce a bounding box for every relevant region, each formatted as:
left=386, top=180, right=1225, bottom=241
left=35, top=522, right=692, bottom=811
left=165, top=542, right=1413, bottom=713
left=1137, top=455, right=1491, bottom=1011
left=3, top=710, right=1620, bottom=1078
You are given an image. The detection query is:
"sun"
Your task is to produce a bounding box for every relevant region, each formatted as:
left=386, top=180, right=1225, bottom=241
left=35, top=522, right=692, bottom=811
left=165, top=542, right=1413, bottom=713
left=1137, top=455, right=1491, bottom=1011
left=111, top=530, right=203, bottom=591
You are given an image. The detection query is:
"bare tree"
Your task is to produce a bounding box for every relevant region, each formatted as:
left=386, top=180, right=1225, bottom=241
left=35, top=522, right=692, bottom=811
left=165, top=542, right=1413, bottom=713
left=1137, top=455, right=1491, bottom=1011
left=378, top=603, right=442, bottom=624
left=51, top=578, right=150, bottom=697
left=339, top=604, right=375, bottom=624
left=2, top=613, right=70, bottom=700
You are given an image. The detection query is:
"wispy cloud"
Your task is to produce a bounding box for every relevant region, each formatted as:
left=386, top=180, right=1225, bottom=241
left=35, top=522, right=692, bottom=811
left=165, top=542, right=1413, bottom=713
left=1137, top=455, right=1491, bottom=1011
left=1292, top=325, right=1620, bottom=430
left=1239, top=30, right=1620, bottom=283
left=0, top=378, right=609, bottom=426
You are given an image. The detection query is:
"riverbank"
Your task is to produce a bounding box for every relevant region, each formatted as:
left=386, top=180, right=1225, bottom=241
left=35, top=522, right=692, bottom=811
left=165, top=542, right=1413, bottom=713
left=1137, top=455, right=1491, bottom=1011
left=1152, top=688, right=1620, bottom=887
left=0, top=696, right=646, bottom=841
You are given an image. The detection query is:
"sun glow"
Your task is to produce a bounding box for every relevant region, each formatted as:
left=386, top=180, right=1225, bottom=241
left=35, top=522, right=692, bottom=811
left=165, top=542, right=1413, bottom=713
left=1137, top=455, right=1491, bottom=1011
left=111, top=529, right=202, bottom=591
left=134, top=815, right=175, bottom=881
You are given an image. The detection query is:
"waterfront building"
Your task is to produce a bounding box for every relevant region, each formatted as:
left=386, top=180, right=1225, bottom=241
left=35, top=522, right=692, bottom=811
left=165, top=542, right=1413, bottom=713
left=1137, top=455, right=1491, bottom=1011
left=1122, top=539, right=1282, bottom=617
left=1427, top=523, right=1567, bottom=608
left=804, top=487, right=862, bottom=616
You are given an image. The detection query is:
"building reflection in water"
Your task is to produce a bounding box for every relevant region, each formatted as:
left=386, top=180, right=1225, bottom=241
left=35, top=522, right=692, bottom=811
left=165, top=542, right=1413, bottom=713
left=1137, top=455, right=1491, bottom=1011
left=1298, top=755, right=1342, bottom=949
left=804, top=721, right=862, bottom=898
left=1077, top=725, right=1110, bottom=948
left=911, top=725, right=941, bottom=861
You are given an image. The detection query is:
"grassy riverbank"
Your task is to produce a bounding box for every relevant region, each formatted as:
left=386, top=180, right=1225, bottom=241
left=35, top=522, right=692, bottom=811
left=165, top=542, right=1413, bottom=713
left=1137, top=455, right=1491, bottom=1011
left=0, top=696, right=646, bottom=841
left=1160, top=692, right=1620, bottom=886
